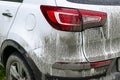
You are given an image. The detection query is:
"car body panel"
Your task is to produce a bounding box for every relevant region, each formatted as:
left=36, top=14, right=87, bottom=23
left=0, top=1, right=21, bottom=45
left=55, top=0, right=120, bottom=62
left=8, top=1, right=87, bottom=76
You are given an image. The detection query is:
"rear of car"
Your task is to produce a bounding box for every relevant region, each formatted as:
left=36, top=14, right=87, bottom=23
left=1, top=0, right=120, bottom=80
left=38, top=0, right=120, bottom=79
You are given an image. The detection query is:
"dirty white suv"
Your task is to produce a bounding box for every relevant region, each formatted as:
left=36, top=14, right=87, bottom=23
left=0, top=0, right=120, bottom=80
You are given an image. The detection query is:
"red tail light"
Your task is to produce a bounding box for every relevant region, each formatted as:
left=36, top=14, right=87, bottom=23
left=40, top=5, right=82, bottom=31
left=40, top=5, right=107, bottom=32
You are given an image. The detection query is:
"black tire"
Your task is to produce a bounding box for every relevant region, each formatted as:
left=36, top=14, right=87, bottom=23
left=6, top=52, right=34, bottom=80
left=117, top=58, right=120, bottom=72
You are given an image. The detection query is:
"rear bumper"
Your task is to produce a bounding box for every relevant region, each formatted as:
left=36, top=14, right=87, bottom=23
left=27, top=55, right=117, bottom=80
left=44, top=59, right=116, bottom=80
left=50, top=60, right=112, bottom=78
left=29, top=48, right=117, bottom=79
left=20, top=54, right=118, bottom=80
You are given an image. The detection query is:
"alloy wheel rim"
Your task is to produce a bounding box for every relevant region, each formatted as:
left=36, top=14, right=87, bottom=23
left=9, top=62, right=27, bottom=80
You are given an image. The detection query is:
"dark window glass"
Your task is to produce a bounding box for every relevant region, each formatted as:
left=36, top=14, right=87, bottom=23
left=2, top=0, right=23, bottom=2
left=67, top=0, right=120, bottom=5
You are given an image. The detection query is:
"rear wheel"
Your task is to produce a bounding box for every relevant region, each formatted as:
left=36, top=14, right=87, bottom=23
left=6, top=52, right=34, bottom=80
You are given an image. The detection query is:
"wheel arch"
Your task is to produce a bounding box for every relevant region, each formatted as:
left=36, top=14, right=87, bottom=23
left=0, top=39, right=26, bottom=67
left=0, top=39, right=42, bottom=80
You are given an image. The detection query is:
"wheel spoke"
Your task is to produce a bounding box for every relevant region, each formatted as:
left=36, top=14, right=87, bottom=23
left=10, top=65, right=20, bottom=79
left=16, top=62, right=23, bottom=77
left=8, top=54, right=30, bottom=80
left=19, top=77, right=26, bottom=80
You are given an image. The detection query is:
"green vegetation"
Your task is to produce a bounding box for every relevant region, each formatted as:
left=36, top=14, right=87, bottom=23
left=0, top=66, right=6, bottom=80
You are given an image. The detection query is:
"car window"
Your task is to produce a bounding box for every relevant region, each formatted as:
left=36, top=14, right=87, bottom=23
left=1, top=0, right=23, bottom=2
left=67, top=0, right=120, bottom=5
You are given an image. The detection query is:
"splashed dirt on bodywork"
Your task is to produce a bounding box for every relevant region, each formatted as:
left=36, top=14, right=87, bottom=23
left=29, top=31, right=88, bottom=77
left=81, top=6, right=120, bottom=62
left=27, top=4, right=120, bottom=77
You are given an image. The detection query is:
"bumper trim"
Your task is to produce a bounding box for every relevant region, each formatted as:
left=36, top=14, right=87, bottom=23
left=52, top=60, right=112, bottom=70
left=45, top=73, right=106, bottom=80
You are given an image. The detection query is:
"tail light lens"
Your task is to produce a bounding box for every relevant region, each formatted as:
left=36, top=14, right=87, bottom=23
left=80, top=9, right=107, bottom=30
left=40, top=6, right=82, bottom=31
left=40, top=5, right=107, bottom=32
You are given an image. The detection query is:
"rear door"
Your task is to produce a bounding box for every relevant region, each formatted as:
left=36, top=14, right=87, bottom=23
left=55, top=0, right=120, bottom=62
left=0, top=0, right=22, bottom=44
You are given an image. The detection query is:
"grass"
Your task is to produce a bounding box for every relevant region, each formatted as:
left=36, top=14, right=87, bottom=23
left=0, top=66, right=6, bottom=80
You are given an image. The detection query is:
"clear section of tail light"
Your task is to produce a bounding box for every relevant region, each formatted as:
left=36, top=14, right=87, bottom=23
left=79, top=9, right=107, bottom=30
left=40, top=5, right=107, bottom=32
